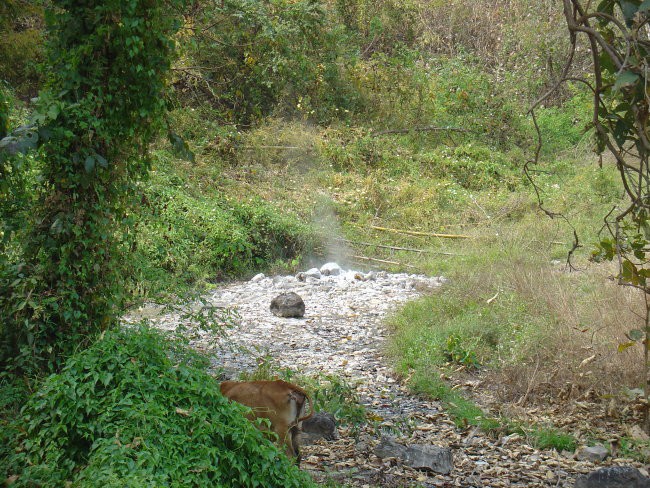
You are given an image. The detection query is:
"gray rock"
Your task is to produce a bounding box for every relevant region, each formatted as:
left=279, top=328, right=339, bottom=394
left=305, top=267, right=322, bottom=279
left=299, top=412, right=338, bottom=444
left=270, top=292, right=305, bottom=318
left=250, top=273, right=265, bottom=282
left=576, top=445, right=609, bottom=462
left=296, top=268, right=321, bottom=282
left=574, top=466, right=650, bottom=488
left=374, top=436, right=453, bottom=474
left=320, top=262, right=342, bottom=276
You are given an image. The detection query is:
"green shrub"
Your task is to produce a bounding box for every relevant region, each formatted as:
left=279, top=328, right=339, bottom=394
left=533, top=87, right=592, bottom=157
left=131, top=154, right=315, bottom=293
left=6, top=326, right=314, bottom=487
left=176, top=0, right=359, bottom=125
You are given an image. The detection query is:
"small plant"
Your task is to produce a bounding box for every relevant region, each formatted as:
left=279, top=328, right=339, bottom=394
left=444, top=334, right=480, bottom=369
left=527, top=426, right=577, bottom=452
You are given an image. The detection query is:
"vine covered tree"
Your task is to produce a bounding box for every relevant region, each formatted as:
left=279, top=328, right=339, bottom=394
left=0, top=0, right=186, bottom=373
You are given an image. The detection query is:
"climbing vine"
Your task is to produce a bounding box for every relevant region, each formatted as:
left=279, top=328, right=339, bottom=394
left=0, top=0, right=186, bottom=373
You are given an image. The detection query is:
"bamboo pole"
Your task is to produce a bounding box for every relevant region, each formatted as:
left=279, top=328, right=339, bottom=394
left=352, top=255, right=416, bottom=268
left=369, top=225, right=471, bottom=239
left=335, top=238, right=458, bottom=255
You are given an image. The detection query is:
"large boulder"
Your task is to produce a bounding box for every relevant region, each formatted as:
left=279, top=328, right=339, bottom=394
left=300, top=412, right=338, bottom=444
left=574, top=466, right=650, bottom=488
left=374, top=436, right=453, bottom=474
left=270, top=292, right=305, bottom=318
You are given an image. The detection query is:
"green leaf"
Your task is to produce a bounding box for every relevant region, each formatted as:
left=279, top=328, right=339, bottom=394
left=620, top=0, right=641, bottom=24
left=85, top=155, right=96, bottom=172
left=640, top=0, right=650, bottom=12
left=622, top=259, right=639, bottom=283
left=597, top=0, right=616, bottom=14
left=614, top=70, right=640, bottom=91
left=628, top=329, right=645, bottom=341
left=47, top=104, right=60, bottom=120
left=95, top=153, right=108, bottom=168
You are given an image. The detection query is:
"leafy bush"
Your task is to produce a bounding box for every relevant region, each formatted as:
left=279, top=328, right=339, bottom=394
left=5, top=326, right=314, bottom=487
left=423, top=143, right=524, bottom=191
left=132, top=157, right=315, bottom=292
left=175, top=0, right=359, bottom=125
left=444, top=334, right=480, bottom=369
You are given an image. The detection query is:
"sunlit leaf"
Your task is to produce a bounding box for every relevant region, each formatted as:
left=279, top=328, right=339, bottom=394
left=618, top=341, right=637, bottom=352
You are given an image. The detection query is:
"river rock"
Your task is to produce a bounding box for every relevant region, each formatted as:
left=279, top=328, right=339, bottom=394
left=250, top=273, right=265, bottom=283
left=320, top=262, right=342, bottom=276
left=574, top=466, right=650, bottom=488
left=299, top=412, right=338, bottom=444
left=374, top=436, right=453, bottom=474
left=270, top=292, right=305, bottom=318
left=576, top=445, right=609, bottom=462
left=296, top=267, right=321, bottom=282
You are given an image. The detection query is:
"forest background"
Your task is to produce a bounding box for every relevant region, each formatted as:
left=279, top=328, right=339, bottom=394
left=1, top=0, right=648, bottom=485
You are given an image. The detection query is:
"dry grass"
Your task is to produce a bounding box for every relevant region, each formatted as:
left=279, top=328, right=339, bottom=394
left=491, top=261, right=644, bottom=405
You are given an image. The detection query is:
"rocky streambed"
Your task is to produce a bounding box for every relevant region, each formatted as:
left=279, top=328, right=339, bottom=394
left=129, top=264, right=648, bottom=488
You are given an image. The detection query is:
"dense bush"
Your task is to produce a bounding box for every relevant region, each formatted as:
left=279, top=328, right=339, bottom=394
left=174, top=0, right=360, bottom=125
left=0, top=0, right=186, bottom=373
left=132, top=156, right=315, bottom=291
left=3, top=326, right=314, bottom=487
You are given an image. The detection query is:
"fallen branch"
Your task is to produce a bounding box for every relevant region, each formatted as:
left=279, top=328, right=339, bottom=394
left=371, top=126, right=469, bottom=137
left=335, top=238, right=458, bottom=256
left=352, top=255, right=416, bottom=268
left=241, top=145, right=301, bottom=150
left=370, top=225, right=471, bottom=239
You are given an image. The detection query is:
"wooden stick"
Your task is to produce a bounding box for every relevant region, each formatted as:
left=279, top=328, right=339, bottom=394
left=370, top=225, right=471, bottom=239
left=352, top=255, right=416, bottom=268
left=241, top=145, right=301, bottom=150
left=371, top=126, right=469, bottom=137
left=335, top=238, right=458, bottom=255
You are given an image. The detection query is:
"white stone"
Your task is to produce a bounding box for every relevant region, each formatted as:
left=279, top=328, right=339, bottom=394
left=320, top=262, right=342, bottom=276
left=251, top=273, right=265, bottom=282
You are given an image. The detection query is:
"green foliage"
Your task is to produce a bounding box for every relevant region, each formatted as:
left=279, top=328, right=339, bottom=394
left=533, top=87, right=592, bottom=157
left=303, top=374, right=367, bottom=427
left=0, top=1, right=45, bottom=97
left=334, top=0, right=419, bottom=54
left=424, top=144, right=524, bottom=191
left=3, top=326, right=314, bottom=487
left=176, top=0, right=359, bottom=125
left=0, top=1, right=186, bottom=373
left=444, top=334, right=480, bottom=369
left=132, top=155, right=315, bottom=292
left=527, top=427, right=577, bottom=452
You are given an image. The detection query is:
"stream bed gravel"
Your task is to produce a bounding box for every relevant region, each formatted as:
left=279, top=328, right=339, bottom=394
left=127, top=264, right=645, bottom=487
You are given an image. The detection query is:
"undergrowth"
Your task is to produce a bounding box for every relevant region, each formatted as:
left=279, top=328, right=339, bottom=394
left=1, top=326, right=315, bottom=488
